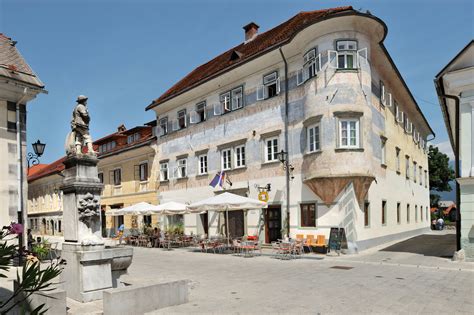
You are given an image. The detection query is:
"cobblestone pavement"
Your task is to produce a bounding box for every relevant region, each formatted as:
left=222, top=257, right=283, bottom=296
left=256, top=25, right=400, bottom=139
left=115, top=246, right=473, bottom=314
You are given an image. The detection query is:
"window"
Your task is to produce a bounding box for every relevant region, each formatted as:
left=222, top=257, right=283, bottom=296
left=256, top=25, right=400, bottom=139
left=336, top=40, right=357, bottom=69
left=198, top=155, right=208, bottom=175
left=300, top=203, right=316, bottom=227
left=419, top=166, right=423, bottom=186
left=407, top=204, right=410, bottom=223
left=220, top=92, right=231, bottom=112
left=397, top=202, right=401, bottom=224
left=139, top=162, right=148, bottom=181
left=98, top=172, right=104, bottom=183
left=257, top=72, right=280, bottom=100
left=221, top=148, right=232, bottom=171
left=177, top=109, right=187, bottom=129
left=231, top=87, right=243, bottom=110
left=307, top=124, right=320, bottom=153
left=113, top=169, right=121, bottom=186
left=265, top=137, right=279, bottom=162
left=143, top=215, right=152, bottom=226
left=364, top=201, right=370, bottom=227
left=420, top=205, right=423, bottom=221
left=6, top=102, right=25, bottom=132
left=160, top=162, right=169, bottom=181
left=58, top=220, right=61, bottom=233
left=159, top=117, right=168, bottom=136
left=382, top=200, right=387, bottom=225
left=405, top=155, right=410, bottom=179
left=395, top=148, right=401, bottom=173
left=415, top=205, right=418, bottom=222
left=424, top=170, right=428, bottom=188
left=339, top=119, right=359, bottom=148
left=234, top=145, right=246, bottom=168
left=177, top=159, right=187, bottom=178
left=297, top=48, right=321, bottom=85
left=381, top=138, right=386, bottom=165
left=127, top=133, right=140, bottom=144
left=196, top=101, right=206, bottom=122
left=413, top=161, right=417, bottom=182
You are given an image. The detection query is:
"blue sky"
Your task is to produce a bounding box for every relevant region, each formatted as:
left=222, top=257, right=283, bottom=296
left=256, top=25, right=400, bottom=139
left=1, top=0, right=472, bottom=164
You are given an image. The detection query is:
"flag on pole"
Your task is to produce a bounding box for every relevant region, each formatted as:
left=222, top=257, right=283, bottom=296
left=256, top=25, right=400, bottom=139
left=209, top=171, right=226, bottom=188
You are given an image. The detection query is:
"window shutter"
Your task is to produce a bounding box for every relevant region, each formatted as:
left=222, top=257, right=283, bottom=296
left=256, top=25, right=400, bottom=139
left=380, top=81, right=386, bottom=106
left=356, top=48, right=368, bottom=67
left=256, top=85, right=265, bottom=101
left=109, top=170, right=114, bottom=185
left=315, top=54, right=322, bottom=73
left=189, top=111, right=198, bottom=124
left=276, top=77, right=281, bottom=95
left=134, top=165, right=139, bottom=180
left=327, top=50, right=338, bottom=68
left=213, top=103, right=223, bottom=116
left=172, top=119, right=179, bottom=131
left=296, top=69, right=304, bottom=86
left=386, top=93, right=392, bottom=107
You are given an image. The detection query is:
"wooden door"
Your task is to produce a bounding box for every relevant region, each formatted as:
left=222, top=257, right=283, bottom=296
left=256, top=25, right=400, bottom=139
left=265, top=206, right=282, bottom=243
left=228, top=210, right=244, bottom=239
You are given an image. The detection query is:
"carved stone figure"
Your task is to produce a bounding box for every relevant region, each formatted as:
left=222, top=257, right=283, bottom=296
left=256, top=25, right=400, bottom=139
left=65, top=95, right=96, bottom=156
left=77, top=192, right=100, bottom=221
left=76, top=192, right=102, bottom=245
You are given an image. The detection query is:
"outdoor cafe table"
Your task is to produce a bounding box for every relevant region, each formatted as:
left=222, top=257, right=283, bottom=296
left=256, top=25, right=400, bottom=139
left=240, top=241, right=257, bottom=257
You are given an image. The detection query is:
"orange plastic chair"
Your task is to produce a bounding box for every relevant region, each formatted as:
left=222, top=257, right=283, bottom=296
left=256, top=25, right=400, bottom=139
left=296, top=234, right=304, bottom=240
left=306, top=234, right=315, bottom=246
left=315, top=235, right=326, bottom=247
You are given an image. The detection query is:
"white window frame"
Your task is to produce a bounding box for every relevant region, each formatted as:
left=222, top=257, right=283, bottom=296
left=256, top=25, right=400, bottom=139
left=177, top=158, right=187, bottom=178
left=257, top=72, right=280, bottom=100
left=231, top=86, right=243, bottom=110
left=234, top=145, right=246, bottom=168
left=338, top=119, right=360, bottom=149
left=221, top=148, right=232, bottom=171
left=336, top=40, right=357, bottom=70
left=159, top=117, right=168, bottom=136
left=139, top=162, right=148, bottom=182
left=220, top=91, right=231, bottom=112
left=307, top=123, right=321, bottom=153
left=160, top=162, right=169, bottom=181
left=264, top=137, right=279, bottom=162
left=196, top=101, right=206, bottom=123
left=198, top=154, right=208, bottom=175
left=177, top=109, right=187, bottom=129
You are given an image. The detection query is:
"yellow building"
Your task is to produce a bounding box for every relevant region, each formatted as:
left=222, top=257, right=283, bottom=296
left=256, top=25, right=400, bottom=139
left=27, top=123, right=159, bottom=237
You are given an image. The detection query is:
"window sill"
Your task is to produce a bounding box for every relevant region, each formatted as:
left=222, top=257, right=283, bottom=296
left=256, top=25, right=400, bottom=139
left=226, top=166, right=247, bottom=173
left=196, top=173, right=209, bottom=178
left=262, top=160, right=280, bottom=166
left=114, top=185, right=122, bottom=188
left=160, top=180, right=169, bottom=183
left=336, top=68, right=359, bottom=73
left=298, top=226, right=317, bottom=229
left=304, top=150, right=322, bottom=157
left=176, top=176, right=188, bottom=181
left=364, top=225, right=370, bottom=229
left=335, top=148, right=364, bottom=153
left=139, top=180, right=149, bottom=184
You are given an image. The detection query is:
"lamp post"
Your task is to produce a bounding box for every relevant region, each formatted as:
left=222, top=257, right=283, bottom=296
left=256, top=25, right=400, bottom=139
left=276, top=150, right=294, bottom=179
left=27, top=139, right=46, bottom=168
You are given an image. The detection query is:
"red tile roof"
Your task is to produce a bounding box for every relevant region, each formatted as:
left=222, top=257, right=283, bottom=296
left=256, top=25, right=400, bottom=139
left=146, top=6, right=353, bottom=110
left=28, top=124, right=156, bottom=182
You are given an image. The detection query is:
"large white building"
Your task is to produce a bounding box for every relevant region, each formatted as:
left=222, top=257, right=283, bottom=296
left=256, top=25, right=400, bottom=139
left=0, top=33, right=45, bottom=235
left=146, top=6, right=433, bottom=250
left=435, top=41, right=474, bottom=260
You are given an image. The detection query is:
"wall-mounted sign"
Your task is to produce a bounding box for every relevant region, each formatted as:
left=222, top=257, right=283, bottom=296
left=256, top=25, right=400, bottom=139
left=258, top=191, right=269, bottom=202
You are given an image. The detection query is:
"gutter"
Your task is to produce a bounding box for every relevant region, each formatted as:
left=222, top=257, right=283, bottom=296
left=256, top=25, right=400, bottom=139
left=434, top=76, right=461, bottom=251
left=279, top=47, right=290, bottom=238
left=16, top=87, right=29, bottom=249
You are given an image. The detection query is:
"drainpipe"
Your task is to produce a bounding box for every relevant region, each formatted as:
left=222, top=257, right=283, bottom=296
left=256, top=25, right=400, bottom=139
left=279, top=47, right=290, bottom=238
left=436, top=82, right=461, bottom=251
left=16, top=87, right=29, bottom=251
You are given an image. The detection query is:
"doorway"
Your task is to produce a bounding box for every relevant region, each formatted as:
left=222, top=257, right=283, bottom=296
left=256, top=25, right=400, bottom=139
left=227, top=210, right=244, bottom=239
left=101, top=206, right=107, bottom=237
left=265, top=205, right=282, bottom=243
left=200, top=212, right=209, bottom=236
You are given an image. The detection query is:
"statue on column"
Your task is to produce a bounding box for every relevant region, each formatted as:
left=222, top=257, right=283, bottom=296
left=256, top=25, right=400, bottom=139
left=65, top=95, right=96, bottom=156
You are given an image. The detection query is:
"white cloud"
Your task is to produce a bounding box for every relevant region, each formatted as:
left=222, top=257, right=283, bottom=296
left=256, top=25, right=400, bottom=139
left=432, top=140, right=455, bottom=160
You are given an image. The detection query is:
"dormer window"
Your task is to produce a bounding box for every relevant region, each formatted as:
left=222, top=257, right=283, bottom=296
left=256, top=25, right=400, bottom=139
left=127, top=132, right=140, bottom=144
left=177, top=109, right=187, bottom=129
left=257, top=72, right=280, bottom=100
left=336, top=40, right=357, bottom=69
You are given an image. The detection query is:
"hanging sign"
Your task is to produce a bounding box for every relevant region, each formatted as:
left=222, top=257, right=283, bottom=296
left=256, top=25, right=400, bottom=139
left=258, top=191, right=269, bottom=202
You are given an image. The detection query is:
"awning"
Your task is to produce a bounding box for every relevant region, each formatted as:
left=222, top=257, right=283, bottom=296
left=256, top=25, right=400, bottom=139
left=187, top=192, right=267, bottom=212
left=108, top=202, right=160, bottom=216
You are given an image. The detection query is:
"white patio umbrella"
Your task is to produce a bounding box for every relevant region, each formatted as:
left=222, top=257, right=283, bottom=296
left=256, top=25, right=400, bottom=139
left=187, top=192, right=267, bottom=244
left=108, top=201, right=160, bottom=216
left=156, top=201, right=188, bottom=215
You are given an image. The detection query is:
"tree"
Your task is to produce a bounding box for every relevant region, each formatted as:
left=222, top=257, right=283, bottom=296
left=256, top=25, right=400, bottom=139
left=428, top=145, right=455, bottom=207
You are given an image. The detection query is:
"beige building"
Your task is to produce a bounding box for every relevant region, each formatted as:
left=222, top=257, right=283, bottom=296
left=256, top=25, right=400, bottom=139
left=146, top=6, right=433, bottom=250
left=27, top=123, right=158, bottom=237
left=0, top=33, right=46, bottom=238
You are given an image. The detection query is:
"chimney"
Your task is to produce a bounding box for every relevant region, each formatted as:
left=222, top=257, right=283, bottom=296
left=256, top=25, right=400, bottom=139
left=243, top=22, right=259, bottom=42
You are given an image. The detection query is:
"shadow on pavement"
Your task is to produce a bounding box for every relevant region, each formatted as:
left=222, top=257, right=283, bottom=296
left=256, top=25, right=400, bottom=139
left=381, top=233, right=456, bottom=258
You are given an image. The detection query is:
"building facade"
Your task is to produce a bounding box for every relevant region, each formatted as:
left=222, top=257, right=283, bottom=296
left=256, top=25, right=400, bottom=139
left=0, top=33, right=45, bottom=237
left=435, top=41, right=474, bottom=260
left=147, top=7, right=433, bottom=250
left=27, top=123, right=158, bottom=237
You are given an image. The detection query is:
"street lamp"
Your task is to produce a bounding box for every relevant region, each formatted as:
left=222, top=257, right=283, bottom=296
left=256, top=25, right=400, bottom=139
left=27, top=139, right=46, bottom=168
left=276, top=150, right=295, bottom=179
